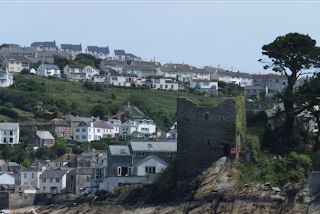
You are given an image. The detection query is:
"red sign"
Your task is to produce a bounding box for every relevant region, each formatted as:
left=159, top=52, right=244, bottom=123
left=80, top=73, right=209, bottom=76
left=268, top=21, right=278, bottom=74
left=230, top=148, right=237, bottom=155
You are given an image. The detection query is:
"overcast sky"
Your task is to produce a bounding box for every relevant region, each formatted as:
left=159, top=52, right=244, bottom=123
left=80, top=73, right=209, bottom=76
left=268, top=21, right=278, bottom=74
left=1, top=1, right=319, bottom=74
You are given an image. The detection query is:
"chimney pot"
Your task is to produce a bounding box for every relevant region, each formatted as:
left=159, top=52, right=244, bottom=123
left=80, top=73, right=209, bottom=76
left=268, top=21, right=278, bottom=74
left=127, top=101, right=130, bottom=107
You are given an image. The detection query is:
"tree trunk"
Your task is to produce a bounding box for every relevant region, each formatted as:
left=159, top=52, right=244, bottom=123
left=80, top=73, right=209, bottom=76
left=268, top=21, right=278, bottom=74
left=284, top=99, right=295, bottom=145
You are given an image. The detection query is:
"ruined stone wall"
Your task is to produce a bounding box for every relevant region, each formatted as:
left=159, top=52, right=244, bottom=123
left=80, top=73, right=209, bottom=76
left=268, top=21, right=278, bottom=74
left=0, top=192, right=40, bottom=209
left=177, top=98, right=238, bottom=184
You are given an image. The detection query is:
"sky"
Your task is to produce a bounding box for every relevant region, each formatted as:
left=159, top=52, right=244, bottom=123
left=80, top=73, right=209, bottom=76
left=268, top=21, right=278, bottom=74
left=1, top=1, right=320, bottom=75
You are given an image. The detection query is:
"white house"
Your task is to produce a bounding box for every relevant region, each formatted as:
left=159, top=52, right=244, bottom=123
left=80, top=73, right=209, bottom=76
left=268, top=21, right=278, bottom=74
left=20, top=162, right=45, bottom=188
left=216, top=70, right=253, bottom=87
left=39, top=170, right=68, bottom=194
left=0, top=173, right=15, bottom=185
left=37, top=64, right=61, bottom=78
left=60, top=44, right=82, bottom=58
left=73, top=121, right=114, bottom=142
left=107, top=73, right=137, bottom=87
left=135, top=119, right=156, bottom=135
left=0, top=123, right=19, bottom=145
left=64, top=64, right=98, bottom=82
left=99, top=59, right=127, bottom=74
left=113, top=50, right=126, bottom=60
left=29, top=68, right=36, bottom=74
left=190, top=79, right=218, bottom=93
left=132, top=155, right=169, bottom=176
left=149, top=76, right=179, bottom=90
left=31, top=41, right=58, bottom=51
left=106, top=119, right=121, bottom=138
left=0, top=68, right=13, bottom=87
left=86, top=46, right=109, bottom=59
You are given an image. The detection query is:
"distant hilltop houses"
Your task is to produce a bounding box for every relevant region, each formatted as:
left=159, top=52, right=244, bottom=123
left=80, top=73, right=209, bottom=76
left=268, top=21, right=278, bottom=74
left=0, top=40, right=288, bottom=94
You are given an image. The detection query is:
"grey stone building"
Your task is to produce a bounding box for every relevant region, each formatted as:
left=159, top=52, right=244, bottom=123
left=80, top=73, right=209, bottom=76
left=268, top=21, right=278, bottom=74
left=177, top=98, right=242, bottom=185
left=27, top=129, right=55, bottom=148
left=66, top=167, right=92, bottom=197
left=107, top=145, right=133, bottom=177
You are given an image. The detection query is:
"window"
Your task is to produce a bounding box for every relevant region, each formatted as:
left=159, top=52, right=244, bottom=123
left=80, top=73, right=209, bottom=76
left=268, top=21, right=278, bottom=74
left=10, top=67, right=14, bottom=70
left=3, top=131, right=6, bottom=135
left=154, top=79, right=160, bottom=83
left=60, top=163, right=62, bottom=167
left=10, top=138, right=13, bottom=143
left=160, top=84, right=163, bottom=89
left=24, top=173, right=26, bottom=178
left=166, top=153, right=173, bottom=157
left=76, top=129, right=80, bottom=132
left=10, top=62, right=14, bottom=64
left=165, top=85, right=168, bottom=88
left=145, top=166, right=156, bottom=173
left=32, top=173, right=34, bottom=178
left=76, top=136, right=79, bottom=139
left=112, top=77, right=118, bottom=81
left=42, top=178, right=46, bottom=183
left=70, top=184, right=73, bottom=192
left=24, top=182, right=28, bottom=185
left=153, top=85, right=156, bottom=88
left=43, top=187, right=46, bottom=190
left=138, top=152, right=145, bottom=157
left=82, top=128, right=86, bottom=132
left=31, top=181, right=35, bottom=186
left=171, top=85, right=173, bottom=89
left=16, top=62, right=20, bottom=64
left=97, top=129, right=100, bottom=133
left=10, top=131, right=13, bottom=135
left=56, top=178, right=59, bottom=183
left=50, top=178, right=53, bottom=183
left=3, top=137, right=6, bottom=143
left=82, top=135, right=86, bottom=139
left=275, top=79, right=279, bottom=83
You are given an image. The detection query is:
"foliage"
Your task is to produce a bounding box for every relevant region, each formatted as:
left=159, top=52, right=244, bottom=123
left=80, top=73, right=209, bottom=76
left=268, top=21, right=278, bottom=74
left=111, top=92, right=116, bottom=100
left=74, top=54, right=102, bottom=69
left=90, top=104, right=110, bottom=119
left=154, top=157, right=177, bottom=187
left=21, top=68, right=30, bottom=74
left=288, top=151, right=312, bottom=177
left=235, top=96, right=246, bottom=150
left=53, top=54, right=70, bottom=70
left=126, top=59, right=133, bottom=65
left=2, top=144, right=12, bottom=160
left=22, top=159, right=31, bottom=168
left=259, top=32, right=320, bottom=144
left=246, top=135, right=260, bottom=162
left=0, top=106, right=18, bottom=118
left=99, top=69, right=106, bottom=74
left=131, top=81, right=136, bottom=88
left=218, top=81, right=243, bottom=97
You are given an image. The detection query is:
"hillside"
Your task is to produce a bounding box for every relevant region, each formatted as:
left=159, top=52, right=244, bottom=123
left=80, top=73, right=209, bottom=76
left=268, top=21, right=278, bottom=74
left=1, top=74, right=223, bottom=130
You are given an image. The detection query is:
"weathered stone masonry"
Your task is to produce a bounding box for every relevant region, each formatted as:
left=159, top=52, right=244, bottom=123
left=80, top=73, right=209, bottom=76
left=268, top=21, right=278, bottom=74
left=177, top=98, right=242, bottom=185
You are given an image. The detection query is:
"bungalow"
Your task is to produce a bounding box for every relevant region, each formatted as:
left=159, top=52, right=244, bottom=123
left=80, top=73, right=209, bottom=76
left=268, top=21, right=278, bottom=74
left=64, top=64, right=98, bottom=82
left=107, top=73, right=137, bottom=87
left=149, top=75, right=179, bottom=90
left=2, top=56, right=29, bottom=72
left=37, top=64, right=61, bottom=78
left=132, top=155, right=168, bottom=176
left=39, top=169, right=68, bottom=194
left=190, top=79, right=218, bottom=93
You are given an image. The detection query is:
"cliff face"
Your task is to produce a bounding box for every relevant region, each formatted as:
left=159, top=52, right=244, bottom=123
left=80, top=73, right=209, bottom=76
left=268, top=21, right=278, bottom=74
left=36, top=157, right=318, bottom=214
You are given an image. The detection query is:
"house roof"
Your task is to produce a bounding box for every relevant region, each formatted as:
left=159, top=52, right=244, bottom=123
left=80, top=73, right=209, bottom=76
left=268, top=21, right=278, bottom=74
left=19, top=121, right=41, bottom=126
left=101, top=59, right=127, bottom=66
left=244, top=85, right=267, bottom=90
left=38, top=64, right=60, bottom=70
left=23, top=161, right=44, bottom=172
left=65, top=114, right=99, bottom=122
left=87, top=46, right=109, bottom=54
left=5, top=56, right=29, bottom=62
left=36, top=51, right=68, bottom=58
left=93, top=121, right=113, bottom=129
left=131, top=61, right=161, bottom=67
left=67, top=64, right=87, bottom=69
left=116, top=105, right=145, bottom=118
left=133, top=155, right=169, bottom=167
left=217, top=71, right=252, bottom=78
left=3, top=162, right=20, bottom=167
left=163, top=63, right=191, bottom=69
left=125, top=53, right=138, bottom=58
left=31, top=41, right=56, bottom=48
left=33, top=105, right=43, bottom=109
left=29, top=57, right=54, bottom=64
left=1, top=47, right=37, bottom=53
left=76, top=121, right=90, bottom=127
left=0, top=123, right=19, bottom=130
left=125, top=64, right=157, bottom=71
left=36, top=130, right=55, bottom=140
left=120, top=120, right=137, bottom=127
left=114, top=50, right=125, bottom=55
left=55, top=154, right=76, bottom=162
left=129, top=141, right=177, bottom=152
left=69, top=167, right=92, bottom=175
left=191, top=79, right=215, bottom=82
left=109, top=145, right=132, bottom=156
left=42, top=119, right=70, bottom=127
left=134, top=119, right=155, bottom=125
left=40, top=170, right=68, bottom=178
left=190, top=68, right=210, bottom=74
left=251, top=74, right=287, bottom=80
left=61, top=44, right=82, bottom=51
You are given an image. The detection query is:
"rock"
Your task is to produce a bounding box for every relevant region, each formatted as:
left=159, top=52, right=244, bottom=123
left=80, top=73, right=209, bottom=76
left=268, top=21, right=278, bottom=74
left=283, top=182, right=291, bottom=189
left=272, top=187, right=281, bottom=192
left=265, top=182, right=271, bottom=186
left=244, top=184, right=249, bottom=188
left=270, top=195, right=285, bottom=201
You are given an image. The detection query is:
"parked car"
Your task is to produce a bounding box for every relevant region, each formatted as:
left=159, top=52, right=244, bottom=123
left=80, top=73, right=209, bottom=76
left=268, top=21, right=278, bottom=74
left=0, top=209, right=12, bottom=214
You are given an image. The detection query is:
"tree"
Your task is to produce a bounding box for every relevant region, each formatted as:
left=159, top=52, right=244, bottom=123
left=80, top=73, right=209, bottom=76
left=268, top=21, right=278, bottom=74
left=90, top=104, right=109, bottom=119
left=111, top=92, right=116, bottom=100
left=126, top=59, right=133, bottom=65
left=259, top=33, right=320, bottom=144
left=22, top=159, right=31, bottom=168
left=21, top=68, right=30, bottom=74
left=131, top=81, right=136, bottom=88
left=2, top=144, right=12, bottom=160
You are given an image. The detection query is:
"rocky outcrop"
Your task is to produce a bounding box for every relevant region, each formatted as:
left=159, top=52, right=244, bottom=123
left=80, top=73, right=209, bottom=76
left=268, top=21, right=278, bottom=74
left=36, top=157, right=320, bottom=214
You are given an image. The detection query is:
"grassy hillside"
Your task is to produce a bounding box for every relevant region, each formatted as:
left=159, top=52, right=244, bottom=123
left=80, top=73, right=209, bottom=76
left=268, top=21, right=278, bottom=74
left=3, top=74, right=223, bottom=130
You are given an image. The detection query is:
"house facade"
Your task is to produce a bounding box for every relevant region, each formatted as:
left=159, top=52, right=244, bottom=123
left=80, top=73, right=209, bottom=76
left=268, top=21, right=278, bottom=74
left=53, top=154, right=76, bottom=169
left=107, top=145, right=133, bottom=176
left=39, top=170, right=68, bottom=194
left=66, top=167, right=92, bottom=197
left=37, top=64, right=61, bottom=78
left=99, top=59, right=127, bottom=73
left=190, top=79, right=218, bottom=93
left=244, top=85, right=268, bottom=99
left=86, top=46, right=109, bottom=59
left=0, top=69, right=13, bottom=87
left=135, top=119, right=156, bottom=135
left=251, top=73, right=287, bottom=92
left=42, top=119, right=71, bottom=139
left=113, top=50, right=126, bottom=60
left=60, top=44, right=82, bottom=58
left=149, top=76, right=179, bottom=90
left=132, top=155, right=169, bottom=176
left=93, top=74, right=106, bottom=83
left=27, top=130, right=55, bottom=148
left=119, top=120, right=138, bottom=138
left=73, top=121, right=114, bottom=142
left=64, top=114, right=100, bottom=138
left=2, top=56, right=29, bottom=72
left=20, top=162, right=45, bottom=188
left=0, top=123, right=20, bottom=145
left=217, top=71, right=253, bottom=86
left=64, top=65, right=98, bottom=82
left=107, top=73, right=137, bottom=86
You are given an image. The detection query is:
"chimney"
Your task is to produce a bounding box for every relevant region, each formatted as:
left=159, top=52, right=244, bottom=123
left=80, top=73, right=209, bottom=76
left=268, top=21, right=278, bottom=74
left=116, top=115, right=121, bottom=120
left=104, top=115, right=110, bottom=121
left=127, top=101, right=130, bottom=107
left=174, top=66, right=176, bottom=69
left=90, top=122, right=93, bottom=127
left=93, top=118, right=96, bottom=122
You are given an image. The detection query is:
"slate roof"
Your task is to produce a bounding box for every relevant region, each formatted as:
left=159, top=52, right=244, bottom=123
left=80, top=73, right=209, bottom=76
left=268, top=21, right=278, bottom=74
left=5, top=56, right=29, bottom=61
left=65, top=114, right=99, bottom=122
left=23, top=161, right=44, bottom=172
left=251, top=74, right=287, bottom=80
left=40, top=170, right=68, bottom=178
left=36, top=51, right=68, bottom=58
left=75, top=121, right=90, bottom=127
left=244, top=85, right=267, bottom=90
left=109, top=145, right=132, bottom=156
left=19, top=121, right=41, bottom=126
left=3, top=162, right=20, bottom=167
left=29, top=57, right=54, bottom=64
left=36, top=130, right=55, bottom=140
left=87, top=46, right=109, bottom=54
left=38, top=64, right=60, bottom=70
left=31, top=41, right=56, bottom=48
left=129, top=141, right=177, bottom=152
left=55, top=154, right=76, bottom=162
left=42, top=119, right=70, bottom=127
left=190, top=68, right=210, bottom=74
left=114, top=50, right=125, bottom=55
left=69, top=167, right=92, bottom=175
left=125, top=64, right=157, bottom=71
left=120, top=120, right=137, bottom=127
left=116, top=105, right=145, bottom=118
left=218, top=71, right=252, bottom=78
left=133, top=155, right=169, bottom=167
left=67, top=64, right=87, bottom=69
left=0, top=123, right=19, bottom=130
left=93, top=121, right=113, bottom=129
left=163, top=63, right=191, bottom=69
left=101, top=59, right=127, bottom=66
left=131, top=61, right=161, bottom=67
left=125, top=53, right=138, bottom=58
left=191, top=79, right=215, bottom=82
left=60, top=44, right=82, bottom=51
left=1, top=47, right=37, bottom=53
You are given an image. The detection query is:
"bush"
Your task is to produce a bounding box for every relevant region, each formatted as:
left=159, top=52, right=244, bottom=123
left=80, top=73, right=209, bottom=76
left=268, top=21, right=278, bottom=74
left=0, top=106, right=18, bottom=118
